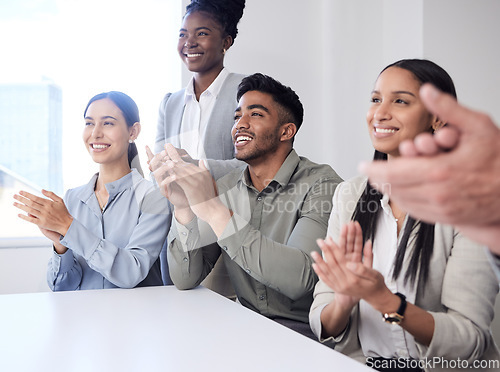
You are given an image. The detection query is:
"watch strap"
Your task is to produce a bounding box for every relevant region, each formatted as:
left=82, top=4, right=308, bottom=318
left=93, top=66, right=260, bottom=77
left=382, top=292, right=407, bottom=324
left=394, top=292, right=407, bottom=316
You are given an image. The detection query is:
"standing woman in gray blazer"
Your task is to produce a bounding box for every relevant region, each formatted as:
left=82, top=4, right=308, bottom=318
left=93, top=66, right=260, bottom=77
left=154, top=0, right=246, bottom=159
left=154, top=0, right=246, bottom=294
left=309, top=60, right=499, bottom=371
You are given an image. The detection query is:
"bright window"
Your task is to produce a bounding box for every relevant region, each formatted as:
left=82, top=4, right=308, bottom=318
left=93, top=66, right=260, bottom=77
left=0, top=0, right=182, bottom=241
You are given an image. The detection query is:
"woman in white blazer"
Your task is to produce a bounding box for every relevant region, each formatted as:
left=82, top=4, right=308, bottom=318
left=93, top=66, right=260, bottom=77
left=309, top=59, right=499, bottom=372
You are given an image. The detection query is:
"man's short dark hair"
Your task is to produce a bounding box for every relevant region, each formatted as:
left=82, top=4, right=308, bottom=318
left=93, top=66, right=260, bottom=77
left=237, top=73, right=304, bottom=132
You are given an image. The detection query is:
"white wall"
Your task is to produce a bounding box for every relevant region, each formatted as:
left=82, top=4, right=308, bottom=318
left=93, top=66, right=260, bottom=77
left=224, top=0, right=354, bottom=173
left=423, top=0, right=500, bottom=123
left=215, top=0, right=500, bottom=180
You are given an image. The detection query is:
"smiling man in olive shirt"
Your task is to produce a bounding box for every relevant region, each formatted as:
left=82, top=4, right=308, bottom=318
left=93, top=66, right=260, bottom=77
left=157, top=73, right=342, bottom=338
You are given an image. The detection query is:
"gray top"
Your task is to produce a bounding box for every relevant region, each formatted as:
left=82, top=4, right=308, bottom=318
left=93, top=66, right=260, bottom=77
left=167, top=149, right=343, bottom=323
left=487, top=249, right=500, bottom=281
left=154, top=72, right=246, bottom=160
left=48, top=169, right=171, bottom=290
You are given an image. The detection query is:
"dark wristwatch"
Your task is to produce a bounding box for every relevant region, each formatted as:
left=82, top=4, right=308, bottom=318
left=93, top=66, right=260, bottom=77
left=382, top=292, right=407, bottom=325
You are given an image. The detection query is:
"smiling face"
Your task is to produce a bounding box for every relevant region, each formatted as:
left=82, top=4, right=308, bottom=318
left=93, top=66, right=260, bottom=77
left=83, top=98, right=137, bottom=167
left=231, top=91, right=284, bottom=164
left=177, top=11, right=231, bottom=77
left=366, top=66, right=438, bottom=158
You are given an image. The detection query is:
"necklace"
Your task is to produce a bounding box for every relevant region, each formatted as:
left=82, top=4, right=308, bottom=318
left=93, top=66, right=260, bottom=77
left=95, top=190, right=107, bottom=212
left=389, top=200, right=406, bottom=222
left=394, top=210, right=406, bottom=222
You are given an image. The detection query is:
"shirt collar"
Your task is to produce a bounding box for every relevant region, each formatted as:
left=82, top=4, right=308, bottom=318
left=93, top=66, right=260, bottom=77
left=240, top=149, right=300, bottom=191
left=75, top=169, right=140, bottom=204
left=184, top=67, right=230, bottom=104
left=380, top=193, right=392, bottom=216
left=184, top=76, right=196, bottom=102
left=380, top=193, right=406, bottom=224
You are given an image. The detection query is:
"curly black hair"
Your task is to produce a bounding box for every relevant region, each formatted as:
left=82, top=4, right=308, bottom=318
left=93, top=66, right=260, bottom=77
left=185, top=0, right=245, bottom=44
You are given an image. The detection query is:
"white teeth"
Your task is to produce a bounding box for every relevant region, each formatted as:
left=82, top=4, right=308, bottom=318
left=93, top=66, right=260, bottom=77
left=236, top=136, right=252, bottom=143
left=375, top=128, right=397, bottom=134
left=92, top=144, right=109, bottom=149
left=186, top=53, right=202, bottom=57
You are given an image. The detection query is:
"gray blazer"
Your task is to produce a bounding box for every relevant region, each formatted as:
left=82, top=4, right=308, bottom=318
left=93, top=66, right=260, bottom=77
left=154, top=72, right=246, bottom=159
left=154, top=72, right=246, bottom=289
left=309, top=176, right=500, bottom=372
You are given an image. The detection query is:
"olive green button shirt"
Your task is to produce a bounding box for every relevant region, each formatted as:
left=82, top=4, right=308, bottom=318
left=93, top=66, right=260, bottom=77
left=167, top=149, right=342, bottom=323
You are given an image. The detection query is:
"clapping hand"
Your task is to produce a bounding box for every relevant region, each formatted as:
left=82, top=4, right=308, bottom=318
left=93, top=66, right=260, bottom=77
left=146, top=145, right=194, bottom=224
left=160, top=144, right=220, bottom=224
left=312, top=221, right=374, bottom=310
left=146, top=145, right=197, bottom=173
left=13, top=190, right=72, bottom=253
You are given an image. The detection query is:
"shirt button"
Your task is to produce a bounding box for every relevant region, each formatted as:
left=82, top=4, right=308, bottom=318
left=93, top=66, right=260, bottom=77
left=183, top=257, right=188, bottom=262
left=259, top=295, right=265, bottom=300
left=181, top=232, right=187, bottom=236
left=257, top=196, right=262, bottom=201
left=245, top=269, right=251, bottom=274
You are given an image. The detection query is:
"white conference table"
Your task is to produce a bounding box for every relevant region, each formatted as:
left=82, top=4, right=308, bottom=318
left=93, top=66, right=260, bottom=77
left=0, top=286, right=371, bottom=372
